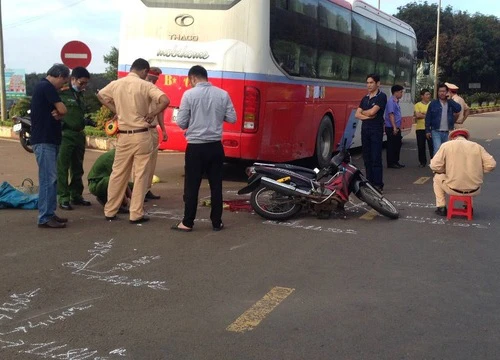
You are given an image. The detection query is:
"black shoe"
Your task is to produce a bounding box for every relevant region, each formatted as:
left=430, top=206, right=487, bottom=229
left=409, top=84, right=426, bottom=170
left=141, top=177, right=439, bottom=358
left=130, top=216, right=150, bottom=224
left=59, top=202, right=74, bottom=211
left=38, top=219, right=66, bottom=228
left=373, top=186, right=383, bottom=194
left=105, top=215, right=117, bottom=221
left=388, top=164, right=402, bottom=169
left=435, top=207, right=447, bottom=216
left=145, top=191, right=161, bottom=200
left=396, top=163, right=406, bottom=168
left=213, top=223, right=224, bottom=231
left=418, top=163, right=426, bottom=168
left=72, top=199, right=91, bottom=206
left=52, top=214, right=68, bottom=223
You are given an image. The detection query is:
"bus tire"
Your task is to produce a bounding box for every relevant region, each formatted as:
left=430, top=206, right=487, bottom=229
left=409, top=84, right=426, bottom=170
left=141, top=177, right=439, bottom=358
left=314, top=116, right=334, bottom=168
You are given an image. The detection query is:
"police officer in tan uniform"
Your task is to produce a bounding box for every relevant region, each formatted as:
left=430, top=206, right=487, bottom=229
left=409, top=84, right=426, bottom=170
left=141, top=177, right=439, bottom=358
left=97, top=58, right=169, bottom=223
left=445, top=82, right=470, bottom=129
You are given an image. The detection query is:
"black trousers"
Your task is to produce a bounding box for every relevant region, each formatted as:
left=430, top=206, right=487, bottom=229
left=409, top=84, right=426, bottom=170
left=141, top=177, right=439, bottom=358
left=182, top=141, right=224, bottom=228
left=415, top=129, right=434, bottom=165
left=385, top=127, right=402, bottom=166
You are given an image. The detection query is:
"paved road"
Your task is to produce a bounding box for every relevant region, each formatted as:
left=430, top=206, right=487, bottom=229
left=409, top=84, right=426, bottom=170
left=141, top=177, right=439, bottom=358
left=0, top=113, right=499, bottom=360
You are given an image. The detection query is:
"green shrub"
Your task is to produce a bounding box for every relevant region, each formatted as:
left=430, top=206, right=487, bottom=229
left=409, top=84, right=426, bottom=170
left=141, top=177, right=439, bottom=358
left=0, top=120, right=14, bottom=127
left=9, top=97, right=31, bottom=118
left=84, top=126, right=107, bottom=137
left=94, top=105, right=114, bottom=131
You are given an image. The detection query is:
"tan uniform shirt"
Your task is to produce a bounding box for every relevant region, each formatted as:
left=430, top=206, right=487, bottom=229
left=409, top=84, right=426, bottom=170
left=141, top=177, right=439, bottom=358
left=430, top=137, right=496, bottom=191
left=452, top=94, right=469, bottom=124
left=98, top=73, right=165, bottom=130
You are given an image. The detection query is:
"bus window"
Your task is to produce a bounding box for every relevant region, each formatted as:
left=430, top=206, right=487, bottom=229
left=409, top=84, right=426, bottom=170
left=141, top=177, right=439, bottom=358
left=318, top=51, right=350, bottom=80
left=375, top=63, right=396, bottom=85
left=272, top=40, right=300, bottom=76
left=376, top=24, right=397, bottom=85
left=289, top=0, right=318, bottom=19
left=350, top=57, right=375, bottom=83
left=318, top=0, right=351, bottom=34
left=298, top=45, right=318, bottom=78
left=351, top=14, right=376, bottom=83
left=273, top=0, right=287, bottom=9
left=396, top=33, right=416, bottom=86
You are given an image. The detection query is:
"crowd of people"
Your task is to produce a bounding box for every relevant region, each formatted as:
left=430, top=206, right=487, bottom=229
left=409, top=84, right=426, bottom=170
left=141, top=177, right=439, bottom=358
left=29, top=65, right=495, bottom=229
left=355, top=74, right=495, bottom=216
left=30, top=59, right=236, bottom=229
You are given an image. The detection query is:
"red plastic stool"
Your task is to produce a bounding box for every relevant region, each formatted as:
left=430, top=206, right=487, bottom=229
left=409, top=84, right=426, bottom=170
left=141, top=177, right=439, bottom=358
left=447, top=195, right=473, bottom=220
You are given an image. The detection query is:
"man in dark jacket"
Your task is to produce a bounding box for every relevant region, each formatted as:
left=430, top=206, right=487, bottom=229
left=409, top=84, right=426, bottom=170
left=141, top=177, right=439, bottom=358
left=425, top=83, right=461, bottom=155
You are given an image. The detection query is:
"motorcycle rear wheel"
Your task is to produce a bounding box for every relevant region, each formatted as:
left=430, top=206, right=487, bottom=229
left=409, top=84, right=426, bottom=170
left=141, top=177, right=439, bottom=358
left=250, top=185, right=302, bottom=221
left=358, top=184, right=399, bottom=219
left=19, top=129, right=33, bottom=153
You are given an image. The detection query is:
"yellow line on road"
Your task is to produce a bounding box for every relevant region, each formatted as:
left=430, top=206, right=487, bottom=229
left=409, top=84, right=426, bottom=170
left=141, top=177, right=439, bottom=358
left=414, top=177, right=431, bottom=184
left=359, top=209, right=378, bottom=220
left=226, top=286, right=295, bottom=333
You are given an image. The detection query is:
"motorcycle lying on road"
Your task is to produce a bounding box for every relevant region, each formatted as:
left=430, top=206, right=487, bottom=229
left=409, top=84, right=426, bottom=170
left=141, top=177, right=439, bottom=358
left=238, top=144, right=399, bottom=221
left=12, top=115, right=33, bottom=153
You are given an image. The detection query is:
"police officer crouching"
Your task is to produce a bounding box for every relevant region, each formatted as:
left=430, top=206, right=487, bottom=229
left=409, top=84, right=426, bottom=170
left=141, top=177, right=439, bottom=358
left=57, top=67, right=93, bottom=210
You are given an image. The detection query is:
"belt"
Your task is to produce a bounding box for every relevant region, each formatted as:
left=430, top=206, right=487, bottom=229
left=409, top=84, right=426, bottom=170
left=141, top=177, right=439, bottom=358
left=118, top=128, right=149, bottom=134
left=449, top=187, right=479, bottom=194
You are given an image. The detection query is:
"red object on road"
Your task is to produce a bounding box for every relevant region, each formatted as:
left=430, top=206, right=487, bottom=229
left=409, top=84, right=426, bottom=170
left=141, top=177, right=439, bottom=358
left=60, top=41, right=92, bottom=69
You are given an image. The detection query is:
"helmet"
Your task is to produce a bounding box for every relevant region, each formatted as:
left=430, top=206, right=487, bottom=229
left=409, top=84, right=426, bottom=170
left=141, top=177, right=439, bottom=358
left=105, top=117, right=118, bottom=136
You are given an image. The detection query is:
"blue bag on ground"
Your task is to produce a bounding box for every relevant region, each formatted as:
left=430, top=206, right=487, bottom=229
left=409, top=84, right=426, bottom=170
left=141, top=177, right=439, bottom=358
left=0, top=181, right=38, bottom=209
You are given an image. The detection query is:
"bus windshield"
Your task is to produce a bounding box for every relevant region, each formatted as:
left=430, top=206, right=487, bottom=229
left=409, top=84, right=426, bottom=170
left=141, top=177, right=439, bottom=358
left=141, top=0, right=241, bottom=9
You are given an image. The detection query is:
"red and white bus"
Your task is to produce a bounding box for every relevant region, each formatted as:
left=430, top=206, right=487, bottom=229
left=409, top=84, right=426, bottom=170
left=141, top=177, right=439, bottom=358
left=119, top=0, right=417, bottom=167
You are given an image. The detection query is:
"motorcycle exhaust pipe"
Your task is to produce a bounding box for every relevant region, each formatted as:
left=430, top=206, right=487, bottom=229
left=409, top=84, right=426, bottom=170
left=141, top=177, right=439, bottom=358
left=260, top=177, right=311, bottom=198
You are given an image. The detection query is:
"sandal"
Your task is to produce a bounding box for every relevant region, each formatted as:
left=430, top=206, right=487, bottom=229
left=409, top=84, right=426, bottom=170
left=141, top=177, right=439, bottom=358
left=170, top=222, right=192, bottom=232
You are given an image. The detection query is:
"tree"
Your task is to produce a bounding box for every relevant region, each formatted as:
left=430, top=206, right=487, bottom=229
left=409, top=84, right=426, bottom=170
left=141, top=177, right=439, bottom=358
left=395, top=2, right=500, bottom=93
left=103, top=46, right=119, bottom=80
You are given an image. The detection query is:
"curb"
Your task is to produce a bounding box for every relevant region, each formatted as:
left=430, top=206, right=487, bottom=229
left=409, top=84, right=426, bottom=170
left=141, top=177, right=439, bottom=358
left=0, top=126, right=116, bottom=151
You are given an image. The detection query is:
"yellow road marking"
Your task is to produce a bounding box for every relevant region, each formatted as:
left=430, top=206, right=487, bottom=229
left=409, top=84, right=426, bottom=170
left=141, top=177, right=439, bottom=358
left=414, top=177, right=430, bottom=184
left=359, top=209, right=378, bottom=220
left=226, top=286, right=295, bottom=333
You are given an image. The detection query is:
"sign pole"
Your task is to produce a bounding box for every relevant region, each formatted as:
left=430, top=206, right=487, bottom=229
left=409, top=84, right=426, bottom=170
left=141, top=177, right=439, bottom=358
left=0, top=2, right=7, bottom=121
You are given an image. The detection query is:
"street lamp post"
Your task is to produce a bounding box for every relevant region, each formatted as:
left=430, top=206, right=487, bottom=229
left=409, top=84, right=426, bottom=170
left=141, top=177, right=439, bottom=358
left=433, top=0, right=442, bottom=98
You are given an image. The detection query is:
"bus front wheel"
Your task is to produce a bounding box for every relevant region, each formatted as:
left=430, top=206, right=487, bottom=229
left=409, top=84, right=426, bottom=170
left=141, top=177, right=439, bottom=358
left=314, top=116, right=334, bottom=168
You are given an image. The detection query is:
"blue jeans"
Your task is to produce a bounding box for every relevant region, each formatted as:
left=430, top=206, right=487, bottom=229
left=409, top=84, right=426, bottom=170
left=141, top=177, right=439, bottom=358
left=33, top=143, right=59, bottom=224
left=431, top=130, right=449, bottom=156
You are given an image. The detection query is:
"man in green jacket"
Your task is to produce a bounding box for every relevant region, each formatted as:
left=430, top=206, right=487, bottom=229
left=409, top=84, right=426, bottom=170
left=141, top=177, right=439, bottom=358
left=88, top=149, right=131, bottom=212
left=57, top=67, right=92, bottom=210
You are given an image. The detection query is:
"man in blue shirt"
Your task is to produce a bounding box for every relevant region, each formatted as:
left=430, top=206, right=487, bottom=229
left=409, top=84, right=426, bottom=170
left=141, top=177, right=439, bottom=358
left=171, top=65, right=237, bottom=232
left=31, top=64, right=70, bottom=228
left=384, top=84, right=405, bottom=168
left=425, top=83, right=461, bottom=155
left=355, top=74, right=387, bottom=192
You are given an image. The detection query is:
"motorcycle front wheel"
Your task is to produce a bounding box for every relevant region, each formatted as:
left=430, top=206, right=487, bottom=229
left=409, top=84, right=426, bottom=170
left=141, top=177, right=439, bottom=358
left=19, top=129, right=33, bottom=153
left=357, top=184, right=399, bottom=219
left=250, top=185, right=302, bottom=221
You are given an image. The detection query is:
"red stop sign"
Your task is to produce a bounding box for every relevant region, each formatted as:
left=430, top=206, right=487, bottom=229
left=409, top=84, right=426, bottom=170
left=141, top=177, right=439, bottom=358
left=60, top=41, right=92, bottom=69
